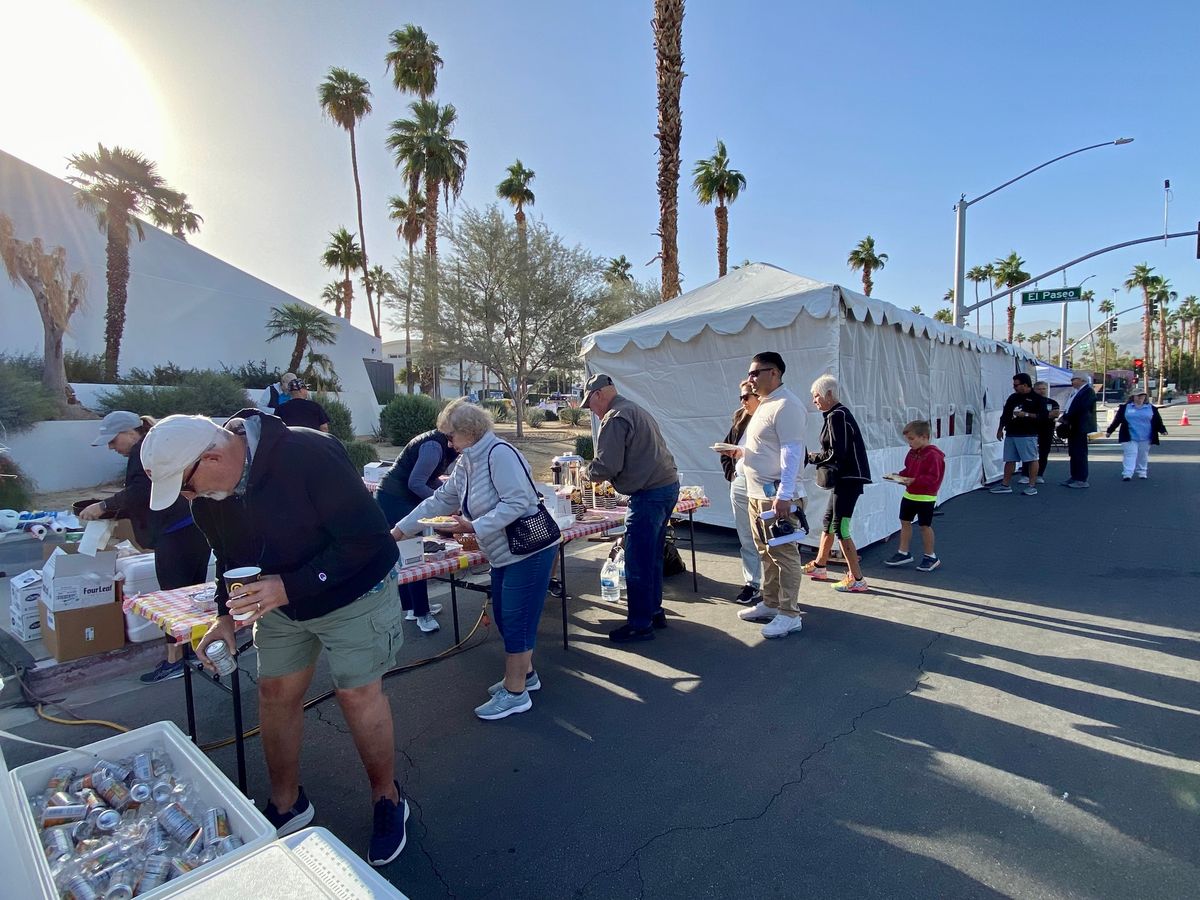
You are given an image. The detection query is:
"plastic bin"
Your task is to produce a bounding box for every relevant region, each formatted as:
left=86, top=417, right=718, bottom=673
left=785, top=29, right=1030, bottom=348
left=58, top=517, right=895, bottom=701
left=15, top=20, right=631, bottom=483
left=2, top=720, right=274, bottom=899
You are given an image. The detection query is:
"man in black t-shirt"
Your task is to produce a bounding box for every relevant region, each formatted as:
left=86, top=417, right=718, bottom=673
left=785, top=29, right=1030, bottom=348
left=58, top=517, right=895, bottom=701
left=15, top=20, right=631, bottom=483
left=275, top=380, right=330, bottom=432
left=990, top=372, right=1049, bottom=496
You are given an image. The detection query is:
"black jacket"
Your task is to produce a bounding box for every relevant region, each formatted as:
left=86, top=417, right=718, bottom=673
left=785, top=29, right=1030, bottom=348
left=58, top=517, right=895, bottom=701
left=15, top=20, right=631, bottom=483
left=719, top=409, right=753, bottom=482
left=999, top=391, right=1050, bottom=437
left=104, top=438, right=193, bottom=550
left=1106, top=402, right=1168, bottom=445
left=809, top=403, right=872, bottom=484
left=191, top=410, right=398, bottom=621
left=1062, top=385, right=1097, bottom=433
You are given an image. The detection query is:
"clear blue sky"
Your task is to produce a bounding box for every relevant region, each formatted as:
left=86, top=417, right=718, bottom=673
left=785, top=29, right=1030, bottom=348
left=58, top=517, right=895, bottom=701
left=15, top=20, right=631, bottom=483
left=7, top=0, right=1198, bottom=345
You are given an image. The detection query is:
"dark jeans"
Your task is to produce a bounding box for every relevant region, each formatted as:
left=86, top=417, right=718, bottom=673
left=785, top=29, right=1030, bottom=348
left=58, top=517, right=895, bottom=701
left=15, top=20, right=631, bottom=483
left=624, top=481, right=680, bottom=629
left=1067, top=432, right=1089, bottom=482
left=154, top=524, right=211, bottom=590
left=376, top=490, right=430, bottom=617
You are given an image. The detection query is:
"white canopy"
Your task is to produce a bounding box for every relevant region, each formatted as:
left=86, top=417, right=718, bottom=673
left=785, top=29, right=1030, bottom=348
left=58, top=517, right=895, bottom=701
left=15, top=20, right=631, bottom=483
left=582, top=263, right=1036, bottom=546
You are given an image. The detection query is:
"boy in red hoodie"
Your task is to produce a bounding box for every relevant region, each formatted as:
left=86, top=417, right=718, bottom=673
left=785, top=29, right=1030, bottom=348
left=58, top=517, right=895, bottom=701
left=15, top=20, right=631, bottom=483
left=884, top=420, right=946, bottom=572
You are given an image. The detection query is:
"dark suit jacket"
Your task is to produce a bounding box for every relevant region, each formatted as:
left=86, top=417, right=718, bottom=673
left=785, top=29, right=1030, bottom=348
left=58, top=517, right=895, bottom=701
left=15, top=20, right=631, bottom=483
left=1062, top=385, right=1097, bottom=433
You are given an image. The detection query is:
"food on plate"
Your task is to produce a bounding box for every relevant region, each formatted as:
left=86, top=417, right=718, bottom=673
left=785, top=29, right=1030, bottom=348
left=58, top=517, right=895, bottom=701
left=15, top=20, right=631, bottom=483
left=418, top=515, right=459, bottom=525
left=710, top=442, right=739, bottom=452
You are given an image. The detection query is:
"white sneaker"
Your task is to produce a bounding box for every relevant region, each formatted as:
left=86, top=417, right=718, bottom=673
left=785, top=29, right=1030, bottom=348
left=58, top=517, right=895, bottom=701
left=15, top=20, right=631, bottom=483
left=405, top=603, right=444, bottom=621
left=416, top=615, right=440, bottom=633
left=762, top=613, right=803, bottom=639
left=738, top=601, right=775, bottom=622
left=1018, top=476, right=1030, bottom=484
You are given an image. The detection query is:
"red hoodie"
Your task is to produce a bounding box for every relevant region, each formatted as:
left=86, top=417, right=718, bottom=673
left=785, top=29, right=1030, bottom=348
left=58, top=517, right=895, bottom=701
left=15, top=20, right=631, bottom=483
left=900, top=444, right=945, bottom=501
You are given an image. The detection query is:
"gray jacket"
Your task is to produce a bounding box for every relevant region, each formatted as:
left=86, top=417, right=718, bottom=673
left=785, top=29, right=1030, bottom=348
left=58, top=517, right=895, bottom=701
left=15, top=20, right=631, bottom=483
left=398, top=431, right=543, bottom=568
left=585, top=395, right=678, bottom=495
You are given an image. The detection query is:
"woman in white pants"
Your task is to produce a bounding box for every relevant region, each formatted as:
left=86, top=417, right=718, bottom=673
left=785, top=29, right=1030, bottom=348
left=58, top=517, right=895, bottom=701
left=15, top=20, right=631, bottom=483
left=1106, top=389, right=1168, bottom=480
left=719, top=381, right=763, bottom=604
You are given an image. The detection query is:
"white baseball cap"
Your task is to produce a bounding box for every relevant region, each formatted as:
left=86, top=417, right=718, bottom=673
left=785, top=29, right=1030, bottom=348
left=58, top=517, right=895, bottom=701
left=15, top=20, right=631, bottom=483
left=140, top=415, right=227, bottom=510
left=92, top=411, right=142, bottom=446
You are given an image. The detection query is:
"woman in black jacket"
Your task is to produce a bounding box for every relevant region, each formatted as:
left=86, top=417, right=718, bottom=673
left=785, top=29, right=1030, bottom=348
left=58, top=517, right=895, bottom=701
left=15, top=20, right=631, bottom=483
left=80, top=411, right=212, bottom=682
left=1105, top=389, right=1168, bottom=480
left=718, top=380, right=762, bottom=604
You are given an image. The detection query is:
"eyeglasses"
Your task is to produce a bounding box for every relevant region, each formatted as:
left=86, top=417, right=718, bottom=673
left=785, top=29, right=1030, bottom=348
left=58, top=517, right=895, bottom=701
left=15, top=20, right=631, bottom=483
left=740, top=394, right=755, bottom=401
left=180, top=457, right=202, bottom=495
left=746, top=367, right=776, bottom=378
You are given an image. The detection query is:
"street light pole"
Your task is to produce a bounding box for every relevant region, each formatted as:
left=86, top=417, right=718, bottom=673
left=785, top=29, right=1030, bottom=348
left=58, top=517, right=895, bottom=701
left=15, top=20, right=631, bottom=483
left=1060, top=274, right=1096, bottom=367
left=952, top=138, right=1134, bottom=329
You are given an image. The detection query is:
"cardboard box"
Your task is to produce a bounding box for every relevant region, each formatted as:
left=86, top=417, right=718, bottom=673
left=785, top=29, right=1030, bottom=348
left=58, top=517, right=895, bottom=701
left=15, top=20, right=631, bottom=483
left=8, top=569, right=42, bottom=611
left=38, top=599, right=125, bottom=662
left=41, top=546, right=116, bottom=611
left=396, top=537, right=424, bottom=568
left=363, top=461, right=390, bottom=484
left=8, top=605, right=41, bottom=642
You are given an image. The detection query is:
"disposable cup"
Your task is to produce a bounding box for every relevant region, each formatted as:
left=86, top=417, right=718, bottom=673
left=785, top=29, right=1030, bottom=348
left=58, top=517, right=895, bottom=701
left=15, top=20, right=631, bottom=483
left=223, top=567, right=261, bottom=621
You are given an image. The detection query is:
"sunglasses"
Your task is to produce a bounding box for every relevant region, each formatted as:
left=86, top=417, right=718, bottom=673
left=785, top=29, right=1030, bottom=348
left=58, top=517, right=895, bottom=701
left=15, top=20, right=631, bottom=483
left=740, top=394, right=755, bottom=401
left=180, top=457, right=203, bottom=495
left=746, top=367, right=776, bottom=378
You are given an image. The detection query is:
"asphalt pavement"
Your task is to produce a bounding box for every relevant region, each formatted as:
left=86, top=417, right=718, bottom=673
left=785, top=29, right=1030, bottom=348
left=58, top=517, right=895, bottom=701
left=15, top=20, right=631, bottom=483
left=4, top=406, right=1198, bottom=899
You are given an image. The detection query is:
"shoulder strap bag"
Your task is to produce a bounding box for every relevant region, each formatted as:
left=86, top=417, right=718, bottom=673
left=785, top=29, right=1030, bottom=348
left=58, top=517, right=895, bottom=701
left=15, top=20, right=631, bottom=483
left=483, top=442, right=562, bottom=556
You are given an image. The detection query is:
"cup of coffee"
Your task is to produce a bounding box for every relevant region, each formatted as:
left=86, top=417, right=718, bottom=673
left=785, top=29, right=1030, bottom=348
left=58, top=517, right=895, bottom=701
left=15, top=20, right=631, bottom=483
left=223, top=566, right=262, bottom=621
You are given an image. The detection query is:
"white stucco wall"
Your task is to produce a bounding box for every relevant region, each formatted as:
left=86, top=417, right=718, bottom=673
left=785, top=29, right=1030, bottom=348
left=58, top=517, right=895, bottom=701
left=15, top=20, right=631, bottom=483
left=4, top=421, right=126, bottom=493
left=0, top=150, right=381, bottom=436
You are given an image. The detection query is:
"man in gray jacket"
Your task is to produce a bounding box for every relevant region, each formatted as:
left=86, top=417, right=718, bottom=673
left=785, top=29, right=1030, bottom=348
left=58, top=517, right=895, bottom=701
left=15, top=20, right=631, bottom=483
left=582, top=374, right=680, bottom=643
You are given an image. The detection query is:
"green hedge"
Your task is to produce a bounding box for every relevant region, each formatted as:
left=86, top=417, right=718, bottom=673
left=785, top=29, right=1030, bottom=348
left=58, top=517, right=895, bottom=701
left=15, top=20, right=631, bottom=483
left=380, top=394, right=439, bottom=447
left=96, top=373, right=251, bottom=418
left=559, top=406, right=587, bottom=426
left=342, top=439, right=379, bottom=471
left=0, top=364, right=58, bottom=432
left=320, top=395, right=355, bottom=442
left=574, top=436, right=594, bottom=460
left=0, top=454, right=34, bottom=508
left=525, top=408, right=547, bottom=428
left=481, top=400, right=509, bottom=423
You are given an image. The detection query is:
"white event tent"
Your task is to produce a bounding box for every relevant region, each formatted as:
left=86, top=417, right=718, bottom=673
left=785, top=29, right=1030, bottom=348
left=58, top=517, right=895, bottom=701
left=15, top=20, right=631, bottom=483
left=581, top=263, right=1036, bottom=547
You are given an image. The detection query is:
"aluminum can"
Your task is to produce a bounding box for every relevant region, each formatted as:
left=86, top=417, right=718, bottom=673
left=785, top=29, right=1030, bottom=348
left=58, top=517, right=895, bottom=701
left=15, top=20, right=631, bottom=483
left=204, top=639, right=238, bottom=676
left=151, top=779, right=175, bottom=805
left=94, top=759, right=132, bottom=784
left=41, top=803, right=88, bottom=827
left=129, top=783, right=152, bottom=806
left=169, top=856, right=197, bottom=879
left=137, top=855, right=171, bottom=893
left=131, top=752, right=153, bottom=783
left=103, top=863, right=135, bottom=900
left=63, top=873, right=101, bottom=900
left=46, top=790, right=76, bottom=807
left=95, top=809, right=122, bottom=833
left=202, top=807, right=231, bottom=847
left=78, top=788, right=106, bottom=814
left=69, top=774, right=95, bottom=793
left=47, top=765, right=77, bottom=793
left=215, top=833, right=244, bottom=856
left=158, top=801, right=200, bottom=843
left=93, top=772, right=132, bottom=812
left=41, top=824, right=75, bottom=860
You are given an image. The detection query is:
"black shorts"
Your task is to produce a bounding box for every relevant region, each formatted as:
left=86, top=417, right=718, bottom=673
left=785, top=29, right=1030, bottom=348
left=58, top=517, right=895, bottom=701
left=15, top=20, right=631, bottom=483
left=823, top=482, right=863, bottom=537
left=898, top=497, right=935, bottom=527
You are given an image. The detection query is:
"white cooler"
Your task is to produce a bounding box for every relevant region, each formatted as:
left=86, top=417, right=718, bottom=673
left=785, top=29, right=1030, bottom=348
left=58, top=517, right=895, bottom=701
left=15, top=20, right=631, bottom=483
left=1, top=720, right=275, bottom=899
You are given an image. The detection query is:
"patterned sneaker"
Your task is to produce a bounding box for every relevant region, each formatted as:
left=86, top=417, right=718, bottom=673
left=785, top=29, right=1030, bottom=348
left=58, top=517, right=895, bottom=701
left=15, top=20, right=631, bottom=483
left=832, top=577, right=869, bottom=593
left=915, top=555, right=941, bottom=572
left=884, top=552, right=913, bottom=567
left=475, top=688, right=533, bottom=721
left=801, top=561, right=830, bottom=581
left=733, top=584, right=761, bottom=604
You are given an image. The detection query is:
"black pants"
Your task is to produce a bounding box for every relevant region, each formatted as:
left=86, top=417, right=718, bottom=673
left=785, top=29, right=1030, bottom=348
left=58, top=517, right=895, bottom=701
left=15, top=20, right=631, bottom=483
left=1025, top=430, right=1053, bottom=480
left=1067, top=432, right=1089, bottom=482
left=154, top=524, right=212, bottom=590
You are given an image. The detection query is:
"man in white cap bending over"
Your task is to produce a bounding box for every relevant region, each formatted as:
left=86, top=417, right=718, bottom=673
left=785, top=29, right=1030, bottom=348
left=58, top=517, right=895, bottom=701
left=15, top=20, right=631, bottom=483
left=139, top=409, right=407, bottom=866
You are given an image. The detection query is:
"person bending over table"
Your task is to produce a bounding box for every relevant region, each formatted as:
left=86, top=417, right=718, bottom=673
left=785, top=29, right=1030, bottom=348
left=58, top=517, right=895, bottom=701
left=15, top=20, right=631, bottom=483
left=394, top=398, right=556, bottom=722
left=140, top=411, right=408, bottom=867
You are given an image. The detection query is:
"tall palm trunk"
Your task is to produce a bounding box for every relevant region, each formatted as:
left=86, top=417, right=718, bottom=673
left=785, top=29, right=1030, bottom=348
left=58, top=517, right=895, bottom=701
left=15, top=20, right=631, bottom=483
left=103, top=206, right=131, bottom=382
left=653, top=0, right=685, bottom=301
left=342, top=273, right=353, bottom=320
left=862, top=267, right=873, bottom=297
left=348, top=126, right=378, bottom=337
left=1007, top=297, right=1016, bottom=343
left=1141, top=288, right=1151, bottom=387
left=1157, top=303, right=1168, bottom=403
left=420, top=180, right=441, bottom=396
left=715, top=203, right=728, bottom=277
left=405, top=245, right=415, bottom=394
left=289, top=332, right=307, bottom=374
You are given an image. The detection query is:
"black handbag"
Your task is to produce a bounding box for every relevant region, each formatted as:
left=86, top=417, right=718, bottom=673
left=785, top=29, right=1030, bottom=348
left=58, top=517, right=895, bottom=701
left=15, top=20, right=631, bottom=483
left=814, top=463, right=839, bottom=489
left=486, top=443, right=562, bottom=556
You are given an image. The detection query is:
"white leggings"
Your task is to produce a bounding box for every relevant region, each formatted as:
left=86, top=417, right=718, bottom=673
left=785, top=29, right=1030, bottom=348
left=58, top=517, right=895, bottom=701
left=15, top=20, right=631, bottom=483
left=1121, top=441, right=1151, bottom=477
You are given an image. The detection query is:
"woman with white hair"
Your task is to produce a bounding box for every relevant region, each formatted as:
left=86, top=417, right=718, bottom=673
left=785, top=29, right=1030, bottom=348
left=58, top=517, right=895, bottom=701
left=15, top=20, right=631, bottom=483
left=1105, top=388, right=1168, bottom=480
left=394, top=399, right=557, bottom=721
left=805, top=375, right=872, bottom=593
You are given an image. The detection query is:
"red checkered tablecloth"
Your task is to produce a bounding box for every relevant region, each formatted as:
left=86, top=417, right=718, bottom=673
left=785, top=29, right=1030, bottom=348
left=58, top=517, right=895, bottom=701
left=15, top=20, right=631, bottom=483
left=123, top=585, right=236, bottom=647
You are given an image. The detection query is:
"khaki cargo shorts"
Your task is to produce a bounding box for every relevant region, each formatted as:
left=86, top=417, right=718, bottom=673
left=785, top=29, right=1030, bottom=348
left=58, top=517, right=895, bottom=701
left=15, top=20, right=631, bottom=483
left=253, top=575, right=403, bottom=690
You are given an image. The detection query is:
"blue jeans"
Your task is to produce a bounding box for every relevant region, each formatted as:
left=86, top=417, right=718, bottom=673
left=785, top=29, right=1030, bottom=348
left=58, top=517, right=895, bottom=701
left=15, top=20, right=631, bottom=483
left=376, top=491, right=430, bottom=617
left=490, top=545, right=556, bottom=653
left=624, top=481, right=680, bottom=629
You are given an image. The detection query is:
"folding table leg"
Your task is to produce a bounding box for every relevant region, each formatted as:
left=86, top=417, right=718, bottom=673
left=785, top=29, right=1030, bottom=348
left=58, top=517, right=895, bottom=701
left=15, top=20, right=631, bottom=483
left=181, top=643, right=197, bottom=743
left=230, top=664, right=247, bottom=794
left=689, top=511, right=699, bottom=593
left=449, top=578, right=461, bottom=644
left=559, top=542, right=569, bottom=650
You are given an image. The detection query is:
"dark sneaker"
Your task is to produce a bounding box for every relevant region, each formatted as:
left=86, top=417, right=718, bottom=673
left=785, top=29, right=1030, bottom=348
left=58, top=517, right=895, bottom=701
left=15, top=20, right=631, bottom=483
left=264, top=786, right=315, bottom=837
left=651, top=610, right=668, bottom=629
left=916, top=556, right=941, bottom=572
left=884, top=552, right=913, bottom=567
left=1022, top=487, right=1038, bottom=496
left=547, top=578, right=564, bottom=598
left=733, top=584, right=761, bottom=604
left=609, top=624, right=655, bottom=643
left=139, top=660, right=185, bottom=684
left=1122, top=476, right=1132, bottom=482
left=368, top=781, right=409, bottom=866
left=1066, top=481, right=1089, bottom=489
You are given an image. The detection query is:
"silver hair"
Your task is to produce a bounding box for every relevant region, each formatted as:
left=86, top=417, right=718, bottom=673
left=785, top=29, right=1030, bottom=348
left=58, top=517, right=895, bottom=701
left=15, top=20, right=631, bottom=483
left=810, top=374, right=839, bottom=401
left=438, top=397, right=494, bottom=442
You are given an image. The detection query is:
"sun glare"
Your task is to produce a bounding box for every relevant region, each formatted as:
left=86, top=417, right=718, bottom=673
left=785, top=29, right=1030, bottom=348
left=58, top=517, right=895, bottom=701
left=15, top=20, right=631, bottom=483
left=1, top=0, right=166, bottom=175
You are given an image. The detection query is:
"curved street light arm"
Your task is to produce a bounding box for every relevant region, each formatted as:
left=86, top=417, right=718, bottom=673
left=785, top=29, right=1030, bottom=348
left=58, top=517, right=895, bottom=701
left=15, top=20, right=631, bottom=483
left=964, top=139, right=1132, bottom=208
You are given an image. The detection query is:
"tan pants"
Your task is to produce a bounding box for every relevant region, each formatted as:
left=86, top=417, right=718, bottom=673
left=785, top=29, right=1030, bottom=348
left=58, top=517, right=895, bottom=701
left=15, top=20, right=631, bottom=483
left=749, top=497, right=804, bottom=615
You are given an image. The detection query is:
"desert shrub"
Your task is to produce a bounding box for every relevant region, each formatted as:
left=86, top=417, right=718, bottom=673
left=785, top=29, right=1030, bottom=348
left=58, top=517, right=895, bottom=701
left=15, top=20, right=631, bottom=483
left=342, top=439, right=379, bottom=471
left=0, top=454, right=35, bottom=507
left=219, top=359, right=276, bottom=389
left=525, top=407, right=547, bottom=429
left=0, top=353, right=47, bottom=380
left=320, top=395, right=355, bottom=442
left=124, top=362, right=194, bottom=386
left=64, top=351, right=109, bottom=383
left=574, top=435, right=594, bottom=460
left=559, top=406, right=587, bottom=426
left=481, top=400, right=509, bottom=423
left=0, top=365, right=58, bottom=432
left=380, top=394, right=439, bottom=447
left=96, top=372, right=250, bottom=418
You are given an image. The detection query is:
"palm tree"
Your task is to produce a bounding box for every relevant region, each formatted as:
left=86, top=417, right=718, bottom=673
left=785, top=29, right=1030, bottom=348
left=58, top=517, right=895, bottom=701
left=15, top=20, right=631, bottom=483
left=653, top=0, right=685, bottom=301
left=692, top=140, right=746, bottom=277
left=319, top=281, right=344, bottom=317
left=990, top=251, right=1029, bottom=343
left=319, top=67, right=378, bottom=337
left=496, top=160, right=536, bottom=240
left=846, top=236, right=888, bottom=297
left=933, top=308, right=953, bottom=324
left=1097, top=298, right=1116, bottom=392
left=385, top=25, right=442, bottom=99
left=1030, top=332, right=1044, bottom=357
left=266, top=303, right=338, bottom=374
left=1124, top=263, right=1157, bottom=383
left=150, top=193, right=203, bottom=241
left=981, top=262, right=997, bottom=338
left=605, top=255, right=634, bottom=284
left=388, top=191, right=426, bottom=393
left=363, top=264, right=399, bottom=312
left=967, top=265, right=989, bottom=334
left=1015, top=332, right=1027, bottom=348
left=910, top=305, right=922, bottom=315
left=321, top=227, right=363, bottom=320
left=0, top=214, right=87, bottom=403
left=1148, top=278, right=1174, bottom=402
left=66, top=144, right=186, bottom=380
left=1180, top=295, right=1200, bottom=369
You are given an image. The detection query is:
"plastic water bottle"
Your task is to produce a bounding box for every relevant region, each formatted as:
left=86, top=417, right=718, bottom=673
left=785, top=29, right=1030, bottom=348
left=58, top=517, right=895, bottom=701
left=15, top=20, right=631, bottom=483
left=600, top=558, right=620, bottom=603
left=616, top=549, right=627, bottom=597
left=763, top=482, right=777, bottom=499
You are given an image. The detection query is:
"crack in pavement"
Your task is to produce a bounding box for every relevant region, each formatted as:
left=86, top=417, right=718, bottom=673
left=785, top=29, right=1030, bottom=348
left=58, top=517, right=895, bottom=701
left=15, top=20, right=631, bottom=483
left=573, top=617, right=981, bottom=899
left=311, top=702, right=350, bottom=736
left=400, top=780, right=457, bottom=898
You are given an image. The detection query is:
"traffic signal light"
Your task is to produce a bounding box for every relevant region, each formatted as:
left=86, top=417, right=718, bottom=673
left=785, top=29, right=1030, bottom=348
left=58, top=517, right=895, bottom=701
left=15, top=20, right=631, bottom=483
left=1133, top=358, right=1144, bottom=373
left=1108, top=317, right=1118, bottom=333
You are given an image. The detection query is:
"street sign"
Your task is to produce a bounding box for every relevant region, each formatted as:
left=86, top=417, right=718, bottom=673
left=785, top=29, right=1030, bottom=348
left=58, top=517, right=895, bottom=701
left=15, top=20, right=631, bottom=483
left=1021, top=287, right=1082, bottom=305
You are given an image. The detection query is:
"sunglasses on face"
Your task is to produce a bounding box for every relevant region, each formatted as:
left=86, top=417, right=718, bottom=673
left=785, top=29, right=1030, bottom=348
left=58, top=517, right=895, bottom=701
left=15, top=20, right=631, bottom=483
left=740, top=394, right=755, bottom=401
left=747, top=367, right=775, bottom=378
left=180, top=457, right=202, bottom=494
